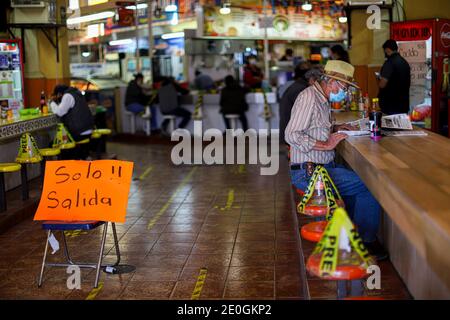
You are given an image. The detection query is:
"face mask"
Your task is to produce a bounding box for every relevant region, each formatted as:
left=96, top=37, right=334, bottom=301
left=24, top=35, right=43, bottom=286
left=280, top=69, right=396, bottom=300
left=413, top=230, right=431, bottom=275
left=329, top=88, right=346, bottom=102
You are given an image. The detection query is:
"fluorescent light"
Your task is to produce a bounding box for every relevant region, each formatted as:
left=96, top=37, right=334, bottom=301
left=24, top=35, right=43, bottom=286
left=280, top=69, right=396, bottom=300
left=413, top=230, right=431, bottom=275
left=81, top=52, right=90, bottom=57
left=220, top=3, right=231, bottom=15
left=125, top=3, right=148, bottom=10
left=109, top=39, right=133, bottom=46
left=339, top=16, right=348, bottom=23
left=67, top=11, right=115, bottom=25
left=302, top=1, right=312, bottom=11
left=161, top=32, right=184, bottom=40
left=86, top=23, right=104, bottom=38
left=165, top=4, right=177, bottom=12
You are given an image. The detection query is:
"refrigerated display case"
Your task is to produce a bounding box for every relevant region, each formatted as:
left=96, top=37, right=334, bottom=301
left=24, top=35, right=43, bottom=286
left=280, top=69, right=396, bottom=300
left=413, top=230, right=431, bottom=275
left=0, top=39, right=25, bottom=113
left=391, top=19, right=450, bottom=135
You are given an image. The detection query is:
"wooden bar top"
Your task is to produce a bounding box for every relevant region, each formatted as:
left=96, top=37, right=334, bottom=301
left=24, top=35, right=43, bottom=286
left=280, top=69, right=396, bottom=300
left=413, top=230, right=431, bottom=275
left=334, top=112, right=450, bottom=291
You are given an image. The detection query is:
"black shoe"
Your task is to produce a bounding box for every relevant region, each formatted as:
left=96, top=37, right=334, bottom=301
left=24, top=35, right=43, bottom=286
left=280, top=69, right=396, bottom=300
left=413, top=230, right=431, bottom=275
left=363, top=240, right=389, bottom=261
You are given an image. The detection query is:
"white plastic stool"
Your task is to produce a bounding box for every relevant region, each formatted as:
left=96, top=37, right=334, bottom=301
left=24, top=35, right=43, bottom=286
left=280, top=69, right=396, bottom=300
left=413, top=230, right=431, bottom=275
left=124, top=111, right=136, bottom=134
left=225, top=114, right=240, bottom=130
left=163, top=115, right=177, bottom=135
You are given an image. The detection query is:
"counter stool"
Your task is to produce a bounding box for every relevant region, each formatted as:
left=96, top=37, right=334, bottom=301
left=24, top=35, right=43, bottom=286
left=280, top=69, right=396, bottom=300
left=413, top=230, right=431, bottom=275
left=91, top=128, right=116, bottom=160
left=162, top=115, right=177, bottom=135
left=16, top=133, right=43, bottom=201
left=39, top=148, right=61, bottom=179
left=307, top=253, right=367, bottom=299
left=225, top=114, right=240, bottom=130
left=38, top=220, right=121, bottom=289
left=124, top=111, right=136, bottom=134
left=0, top=163, right=22, bottom=212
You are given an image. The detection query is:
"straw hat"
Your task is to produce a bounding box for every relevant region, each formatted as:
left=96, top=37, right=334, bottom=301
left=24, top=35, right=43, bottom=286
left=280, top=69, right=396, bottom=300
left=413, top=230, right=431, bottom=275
left=324, top=60, right=359, bottom=88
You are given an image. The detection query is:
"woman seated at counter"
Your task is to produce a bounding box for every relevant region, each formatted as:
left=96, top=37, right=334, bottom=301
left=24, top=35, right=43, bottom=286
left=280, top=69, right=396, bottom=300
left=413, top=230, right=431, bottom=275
left=219, top=75, right=249, bottom=131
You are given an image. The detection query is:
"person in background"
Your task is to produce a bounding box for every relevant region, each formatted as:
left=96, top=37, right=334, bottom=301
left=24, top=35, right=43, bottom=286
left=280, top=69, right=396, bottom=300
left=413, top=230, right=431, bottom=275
left=279, top=63, right=311, bottom=144
left=158, top=76, right=191, bottom=134
left=285, top=60, right=386, bottom=261
left=280, top=48, right=294, bottom=61
left=278, top=61, right=311, bottom=100
left=304, top=67, right=323, bottom=86
left=330, top=44, right=350, bottom=63
left=243, top=55, right=264, bottom=89
left=125, top=73, right=151, bottom=118
left=378, top=39, right=411, bottom=115
left=194, top=69, right=215, bottom=91
left=50, top=84, right=95, bottom=159
left=219, top=75, right=249, bottom=131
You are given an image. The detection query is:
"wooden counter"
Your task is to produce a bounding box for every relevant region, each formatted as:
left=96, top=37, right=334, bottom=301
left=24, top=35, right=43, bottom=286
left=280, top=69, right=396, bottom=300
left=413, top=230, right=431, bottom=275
left=0, top=114, right=58, bottom=141
left=334, top=112, right=450, bottom=299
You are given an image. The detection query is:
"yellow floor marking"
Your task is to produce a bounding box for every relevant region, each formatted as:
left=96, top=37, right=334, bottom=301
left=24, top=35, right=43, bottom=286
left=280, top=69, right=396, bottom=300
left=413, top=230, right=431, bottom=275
left=139, top=165, right=154, bottom=181
left=214, top=189, right=239, bottom=211
left=85, top=281, right=104, bottom=300
left=64, top=230, right=88, bottom=238
left=147, top=167, right=197, bottom=230
left=238, top=164, right=246, bottom=174
left=191, top=268, right=208, bottom=300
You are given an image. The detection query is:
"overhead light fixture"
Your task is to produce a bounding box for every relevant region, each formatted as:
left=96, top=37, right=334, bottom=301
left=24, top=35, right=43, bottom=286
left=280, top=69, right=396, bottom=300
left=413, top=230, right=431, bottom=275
left=301, top=1, right=312, bottom=11
left=165, top=1, right=177, bottom=12
left=339, top=10, right=348, bottom=23
left=220, top=3, right=231, bottom=15
left=81, top=51, right=91, bottom=57
left=109, top=38, right=133, bottom=46
left=161, top=32, right=185, bottom=40
left=125, top=3, right=148, bottom=10
left=67, top=11, right=115, bottom=25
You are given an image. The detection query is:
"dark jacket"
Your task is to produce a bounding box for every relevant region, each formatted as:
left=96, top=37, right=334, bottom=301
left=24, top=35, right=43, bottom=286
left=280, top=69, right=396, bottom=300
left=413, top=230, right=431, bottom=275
left=279, top=78, right=309, bottom=144
left=125, top=80, right=148, bottom=106
left=220, top=84, right=249, bottom=114
left=157, top=79, right=190, bottom=114
left=61, top=87, right=94, bottom=139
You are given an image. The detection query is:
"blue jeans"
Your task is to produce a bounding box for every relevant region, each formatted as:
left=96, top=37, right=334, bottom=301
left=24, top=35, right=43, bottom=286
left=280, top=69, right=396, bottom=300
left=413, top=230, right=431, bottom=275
left=290, top=162, right=381, bottom=242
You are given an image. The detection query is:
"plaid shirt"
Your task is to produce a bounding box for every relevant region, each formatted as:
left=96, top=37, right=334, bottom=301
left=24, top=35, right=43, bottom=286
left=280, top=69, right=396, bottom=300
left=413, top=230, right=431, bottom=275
left=285, top=82, right=334, bottom=165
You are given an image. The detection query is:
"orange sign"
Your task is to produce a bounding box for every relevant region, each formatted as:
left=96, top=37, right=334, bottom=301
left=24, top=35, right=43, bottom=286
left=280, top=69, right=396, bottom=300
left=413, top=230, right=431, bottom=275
left=34, top=160, right=134, bottom=223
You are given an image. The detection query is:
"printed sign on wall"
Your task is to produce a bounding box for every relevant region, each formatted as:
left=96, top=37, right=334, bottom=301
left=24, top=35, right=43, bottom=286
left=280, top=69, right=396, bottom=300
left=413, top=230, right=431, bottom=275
left=34, top=160, right=134, bottom=223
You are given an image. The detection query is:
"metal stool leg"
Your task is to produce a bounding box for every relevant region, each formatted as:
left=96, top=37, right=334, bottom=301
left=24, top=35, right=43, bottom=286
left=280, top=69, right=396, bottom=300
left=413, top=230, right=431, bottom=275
left=20, top=164, right=29, bottom=201
left=337, top=280, right=348, bottom=299
left=38, top=230, right=51, bottom=287
left=62, top=230, right=75, bottom=265
left=94, top=222, right=108, bottom=288
left=130, top=114, right=136, bottom=134
left=350, top=279, right=364, bottom=297
left=111, top=222, right=121, bottom=266
left=0, top=172, right=6, bottom=212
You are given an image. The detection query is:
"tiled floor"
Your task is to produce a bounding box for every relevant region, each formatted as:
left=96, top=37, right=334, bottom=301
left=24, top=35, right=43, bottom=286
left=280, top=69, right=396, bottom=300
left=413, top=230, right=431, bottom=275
left=0, top=142, right=305, bottom=300
left=0, top=141, right=411, bottom=300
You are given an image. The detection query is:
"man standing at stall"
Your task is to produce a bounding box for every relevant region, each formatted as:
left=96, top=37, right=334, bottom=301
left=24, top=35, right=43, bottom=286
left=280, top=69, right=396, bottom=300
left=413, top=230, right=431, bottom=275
left=285, top=60, right=387, bottom=260
left=378, top=39, right=411, bottom=115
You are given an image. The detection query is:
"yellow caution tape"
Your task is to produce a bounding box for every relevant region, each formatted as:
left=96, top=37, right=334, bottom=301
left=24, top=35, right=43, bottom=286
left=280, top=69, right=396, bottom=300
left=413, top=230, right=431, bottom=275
left=16, top=133, right=42, bottom=163
left=147, top=167, right=197, bottom=229
left=262, top=91, right=273, bottom=120
left=53, top=123, right=76, bottom=148
left=191, top=268, right=208, bottom=300
left=64, top=230, right=88, bottom=238
left=297, top=166, right=342, bottom=220
left=192, top=91, right=204, bottom=120
left=85, top=281, right=104, bottom=300
left=139, top=165, right=154, bottom=181
left=313, top=208, right=373, bottom=277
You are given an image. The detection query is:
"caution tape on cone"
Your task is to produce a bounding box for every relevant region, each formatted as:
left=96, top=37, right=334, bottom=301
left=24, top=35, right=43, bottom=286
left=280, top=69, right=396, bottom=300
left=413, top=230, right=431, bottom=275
left=297, top=166, right=343, bottom=220
left=53, top=123, right=75, bottom=148
left=16, top=133, right=42, bottom=163
left=262, top=91, right=273, bottom=120
left=192, top=91, right=203, bottom=120
left=311, top=207, right=374, bottom=278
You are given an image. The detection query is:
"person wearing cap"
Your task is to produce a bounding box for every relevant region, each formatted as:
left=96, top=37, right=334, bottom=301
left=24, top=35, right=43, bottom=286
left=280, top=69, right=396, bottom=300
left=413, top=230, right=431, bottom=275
left=125, top=73, right=152, bottom=118
left=285, top=60, right=386, bottom=260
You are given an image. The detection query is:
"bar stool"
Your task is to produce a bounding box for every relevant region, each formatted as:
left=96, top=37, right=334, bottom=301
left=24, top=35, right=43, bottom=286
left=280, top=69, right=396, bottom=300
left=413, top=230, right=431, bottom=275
left=225, top=114, right=240, bottom=130
left=39, top=148, right=61, bottom=178
left=124, top=111, right=136, bottom=134
left=162, top=115, right=177, bottom=135
left=91, top=128, right=116, bottom=160
left=0, top=163, right=22, bottom=212
left=16, top=133, right=43, bottom=201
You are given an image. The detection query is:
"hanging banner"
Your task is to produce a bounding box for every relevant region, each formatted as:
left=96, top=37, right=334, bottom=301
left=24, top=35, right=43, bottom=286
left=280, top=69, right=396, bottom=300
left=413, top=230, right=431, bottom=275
left=34, top=160, right=134, bottom=223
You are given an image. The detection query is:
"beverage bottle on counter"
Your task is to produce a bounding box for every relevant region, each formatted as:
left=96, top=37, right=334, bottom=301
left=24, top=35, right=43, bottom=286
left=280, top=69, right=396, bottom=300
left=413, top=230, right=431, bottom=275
left=350, top=91, right=358, bottom=111
left=370, top=98, right=382, bottom=141
left=358, top=94, right=365, bottom=113
left=40, top=91, right=45, bottom=113
left=363, top=93, right=370, bottom=117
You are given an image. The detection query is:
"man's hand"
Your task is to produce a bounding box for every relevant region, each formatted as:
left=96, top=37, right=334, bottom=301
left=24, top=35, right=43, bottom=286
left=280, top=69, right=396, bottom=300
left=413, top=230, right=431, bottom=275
left=334, top=123, right=358, bottom=132
left=314, top=132, right=348, bottom=151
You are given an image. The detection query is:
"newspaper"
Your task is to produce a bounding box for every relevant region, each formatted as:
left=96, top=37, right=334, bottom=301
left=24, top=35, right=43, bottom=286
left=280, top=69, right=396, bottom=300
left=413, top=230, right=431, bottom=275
left=346, top=117, right=370, bottom=131
left=381, top=113, right=413, bottom=130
